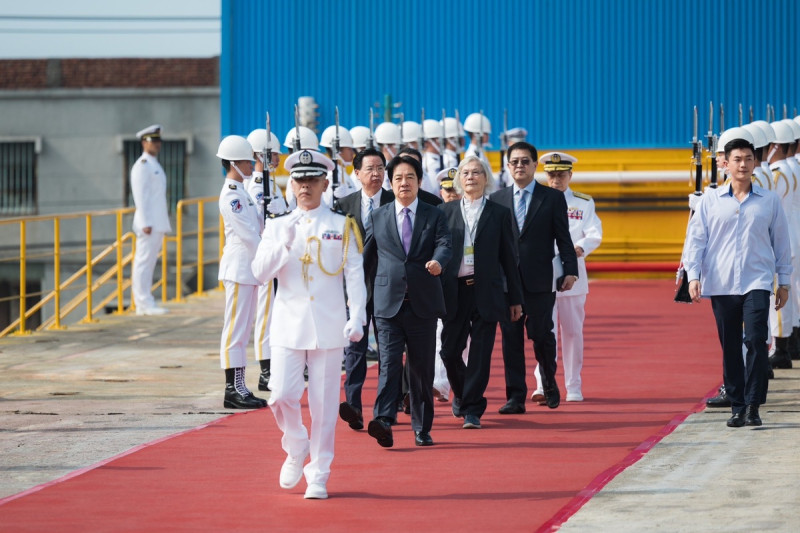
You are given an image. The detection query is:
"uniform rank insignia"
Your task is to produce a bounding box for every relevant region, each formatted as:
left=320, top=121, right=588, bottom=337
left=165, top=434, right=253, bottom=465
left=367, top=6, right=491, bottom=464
left=322, top=230, right=343, bottom=241
left=254, top=177, right=263, bottom=183
left=567, top=207, right=584, bottom=220
left=228, top=184, right=238, bottom=189
left=255, top=192, right=263, bottom=201
left=230, top=199, right=243, bottom=213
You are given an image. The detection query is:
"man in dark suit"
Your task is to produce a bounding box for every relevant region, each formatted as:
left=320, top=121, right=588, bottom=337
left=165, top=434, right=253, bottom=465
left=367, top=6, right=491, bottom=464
left=439, top=155, right=523, bottom=429
left=363, top=155, right=452, bottom=447
left=490, top=142, right=578, bottom=413
left=338, top=148, right=393, bottom=431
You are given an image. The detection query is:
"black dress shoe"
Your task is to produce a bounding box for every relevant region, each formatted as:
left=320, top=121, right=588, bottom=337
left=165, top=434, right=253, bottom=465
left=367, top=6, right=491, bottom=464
left=544, top=387, right=560, bottom=409
left=339, top=401, right=364, bottom=430
left=726, top=412, right=745, bottom=428
left=367, top=417, right=393, bottom=448
left=402, top=393, right=411, bottom=415
left=769, top=352, right=792, bottom=369
left=706, top=386, right=731, bottom=408
left=745, top=405, right=762, bottom=426
left=224, top=386, right=267, bottom=409
left=257, top=370, right=271, bottom=391
left=366, top=346, right=379, bottom=361
left=414, top=431, right=434, bottom=446
left=498, top=400, right=526, bottom=415
left=452, top=396, right=464, bottom=418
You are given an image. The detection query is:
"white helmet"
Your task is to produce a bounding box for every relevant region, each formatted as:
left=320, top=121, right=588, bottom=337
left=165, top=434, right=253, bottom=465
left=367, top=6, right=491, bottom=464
left=350, top=126, right=371, bottom=149
left=463, top=112, right=491, bottom=134
left=716, top=127, right=754, bottom=153
left=246, top=129, right=281, bottom=153
left=422, top=119, right=444, bottom=139
left=794, top=115, right=800, bottom=129
left=401, top=121, right=422, bottom=143
left=769, top=121, right=794, bottom=144
left=374, top=122, right=401, bottom=146
left=441, top=117, right=464, bottom=138
left=750, top=120, right=776, bottom=144
left=742, top=123, right=768, bottom=149
left=283, top=126, right=319, bottom=150
left=320, top=125, right=355, bottom=149
left=780, top=118, right=800, bottom=140
left=216, top=135, right=254, bottom=161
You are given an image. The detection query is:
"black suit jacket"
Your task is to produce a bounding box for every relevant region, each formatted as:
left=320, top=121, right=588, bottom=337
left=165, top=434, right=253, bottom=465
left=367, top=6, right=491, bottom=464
left=439, top=198, right=523, bottom=322
left=490, top=181, right=577, bottom=293
left=364, top=199, right=452, bottom=320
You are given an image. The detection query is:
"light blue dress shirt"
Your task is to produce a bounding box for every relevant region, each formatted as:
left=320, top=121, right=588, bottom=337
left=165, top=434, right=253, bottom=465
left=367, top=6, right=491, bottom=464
left=684, top=183, right=792, bottom=297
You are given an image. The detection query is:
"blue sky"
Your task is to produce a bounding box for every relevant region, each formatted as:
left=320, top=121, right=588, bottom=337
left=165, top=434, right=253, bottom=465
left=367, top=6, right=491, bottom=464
left=0, top=0, right=220, bottom=58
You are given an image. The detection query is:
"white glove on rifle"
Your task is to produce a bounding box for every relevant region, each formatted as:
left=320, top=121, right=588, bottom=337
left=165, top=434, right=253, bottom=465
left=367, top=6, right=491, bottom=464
left=332, top=184, right=349, bottom=200
left=267, top=196, right=288, bottom=215
left=688, top=193, right=702, bottom=212
left=343, top=318, right=364, bottom=342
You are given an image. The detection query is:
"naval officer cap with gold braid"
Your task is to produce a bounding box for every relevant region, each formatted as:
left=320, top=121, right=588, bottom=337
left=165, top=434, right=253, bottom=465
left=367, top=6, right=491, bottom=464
left=540, top=152, right=577, bottom=172
left=136, top=124, right=162, bottom=142
left=436, top=166, right=459, bottom=190
left=283, top=149, right=335, bottom=179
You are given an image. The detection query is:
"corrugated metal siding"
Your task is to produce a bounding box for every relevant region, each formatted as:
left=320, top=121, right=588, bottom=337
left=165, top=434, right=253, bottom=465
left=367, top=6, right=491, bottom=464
left=221, top=0, right=799, bottom=149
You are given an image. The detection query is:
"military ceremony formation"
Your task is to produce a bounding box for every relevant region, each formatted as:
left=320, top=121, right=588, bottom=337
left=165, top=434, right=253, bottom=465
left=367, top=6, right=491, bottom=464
left=127, top=105, right=800, bottom=501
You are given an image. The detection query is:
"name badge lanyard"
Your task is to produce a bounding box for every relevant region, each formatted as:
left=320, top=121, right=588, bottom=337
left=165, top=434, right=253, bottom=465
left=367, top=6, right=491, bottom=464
left=460, top=197, right=485, bottom=265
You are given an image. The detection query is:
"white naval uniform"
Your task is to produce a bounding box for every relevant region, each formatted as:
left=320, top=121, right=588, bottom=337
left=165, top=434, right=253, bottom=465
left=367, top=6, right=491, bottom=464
left=218, top=178, right=263, bottom=369
left=769, top=161, right=797, bottom=339
left=443, top=148, right=459, bottom=169
left=252, top=205, right=366, bottom=487
left=130, top=151, right=171, bottom=311
left=284, top=163, right=356, bottom=211
left=784, top=157, right=800, bottom=323
left=535, top=188, right=603, bottom=399
left=422, top=151, right=444, bottom=197
left=246, top=171, right=288, bottom=362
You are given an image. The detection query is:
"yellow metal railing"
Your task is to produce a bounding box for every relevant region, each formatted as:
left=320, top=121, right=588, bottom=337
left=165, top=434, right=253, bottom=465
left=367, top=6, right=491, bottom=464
left=0, top=197, right=223, bottom=338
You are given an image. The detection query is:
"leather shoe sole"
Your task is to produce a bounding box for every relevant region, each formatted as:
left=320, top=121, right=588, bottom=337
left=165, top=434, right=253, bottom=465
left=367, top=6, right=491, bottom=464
left=415, top=432, right=434, bottom=446
left=367, top=418, right=393, bottom=448
left=498, top=401, right=526, bottom=415
left=338, top=402, right=364, bottom=430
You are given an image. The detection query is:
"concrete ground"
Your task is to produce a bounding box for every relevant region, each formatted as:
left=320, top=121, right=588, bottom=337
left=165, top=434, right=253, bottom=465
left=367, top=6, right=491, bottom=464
left=1, top=290, right=798, bottom=531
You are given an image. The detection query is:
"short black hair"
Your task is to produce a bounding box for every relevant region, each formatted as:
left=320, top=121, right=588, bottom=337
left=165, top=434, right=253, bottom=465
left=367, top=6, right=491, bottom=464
left=387, top=155, right=422, bottom=182
left=397, top=146, right=422, bottom=162
left=353, top=147, right=385, bottom=170
left=724, top=138, right=756, bottom=159
left=222, top=160, right=231, bottom=171
left=507, top=141, right=538, bottom=162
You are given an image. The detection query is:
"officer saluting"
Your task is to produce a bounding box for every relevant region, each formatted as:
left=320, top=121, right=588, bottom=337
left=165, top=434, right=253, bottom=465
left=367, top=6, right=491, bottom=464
left=216, top=135, right=267, bottom=410
left=252, top=149, right=366, bottom=500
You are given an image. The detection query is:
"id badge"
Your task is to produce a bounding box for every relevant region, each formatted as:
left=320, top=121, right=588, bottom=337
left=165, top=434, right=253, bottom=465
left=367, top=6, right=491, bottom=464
left=464, top=245, right=475, bottom=266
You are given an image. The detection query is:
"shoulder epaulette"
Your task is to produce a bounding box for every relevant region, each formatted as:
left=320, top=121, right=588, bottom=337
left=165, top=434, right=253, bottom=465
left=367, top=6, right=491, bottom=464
left=268, top=209, right=293, bottom=219
left=572, top=191, right=592, bottom=201
left=228, top=183, right=237, bottom=190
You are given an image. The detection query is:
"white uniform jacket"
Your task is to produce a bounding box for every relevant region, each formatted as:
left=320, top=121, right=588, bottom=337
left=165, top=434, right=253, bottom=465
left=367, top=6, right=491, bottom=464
left=553, top=188, right=603, bottom=296
left=130, top=152, right=171, bottom=234
left=246, top=172, right=287, bottom=220
left=218, top=179, right=263, bottom=285
left=251, top=206, right=366, bottom=350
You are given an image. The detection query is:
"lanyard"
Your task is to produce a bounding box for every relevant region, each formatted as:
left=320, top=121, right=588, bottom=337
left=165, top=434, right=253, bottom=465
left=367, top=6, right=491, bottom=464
left=460, top=196, right=485, bottom=246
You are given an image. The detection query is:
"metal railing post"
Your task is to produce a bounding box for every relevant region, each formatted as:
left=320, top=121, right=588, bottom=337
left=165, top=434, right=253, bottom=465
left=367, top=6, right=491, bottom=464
left=175, top=200, right=183, bottom=301
left=53, top=218, right=64, bottom=329
left=18, top=221, right=28, bottom=335
left=115, top=211, right=124, bottom=313
left=82, top=214, right=95, bottom=323
left=161, top=234, right=168, bottom=303
left=196, top=202, right=204, bottom=296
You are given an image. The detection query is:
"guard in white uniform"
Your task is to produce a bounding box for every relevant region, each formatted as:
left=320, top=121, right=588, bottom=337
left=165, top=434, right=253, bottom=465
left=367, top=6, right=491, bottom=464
left=532, top=153, right=602, bottom=402
left=130, top=125, right=171, bottom=315
left=245, top=128, right=288, bottom=391
left=319, top=124, right=359, bottom=201
left=252, top=149, right=366, bottom=500
left=441, top=116, right=464, bottom=169
left=216, top=135, right=266, bottom=410
left=463, top=112, right=492, bottom=171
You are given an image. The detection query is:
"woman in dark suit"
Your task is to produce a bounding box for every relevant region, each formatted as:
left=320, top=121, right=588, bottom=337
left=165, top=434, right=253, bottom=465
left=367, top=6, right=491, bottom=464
left=439, top=155, right=523, bottom=429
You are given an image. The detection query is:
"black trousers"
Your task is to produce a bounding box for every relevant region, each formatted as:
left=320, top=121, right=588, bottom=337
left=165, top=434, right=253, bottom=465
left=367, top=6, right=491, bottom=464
left=440, top=281, right=497, bottom=418
left=710, top=291, right=770, bottom=414
left=499, top=290, right=557, bottom=404
left=374, top=302, right=437, bottom=433
left=343, top=300, right=377, bottom=411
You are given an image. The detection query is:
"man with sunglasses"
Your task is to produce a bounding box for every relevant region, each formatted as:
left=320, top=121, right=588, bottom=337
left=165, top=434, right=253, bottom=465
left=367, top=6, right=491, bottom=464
left=490, top=142, right=578, bottom=414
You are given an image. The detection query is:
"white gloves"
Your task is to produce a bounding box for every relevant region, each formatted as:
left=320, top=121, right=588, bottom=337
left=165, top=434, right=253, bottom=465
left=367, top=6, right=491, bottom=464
left=688, top=193, right=702, bottom=212
left=343, top=318, right=364, bottom=342
left=267, top=196, right=288, bottom=215
left=332, top=185, right=349, bottom=199
left=281, top=215, right=299, bottom=248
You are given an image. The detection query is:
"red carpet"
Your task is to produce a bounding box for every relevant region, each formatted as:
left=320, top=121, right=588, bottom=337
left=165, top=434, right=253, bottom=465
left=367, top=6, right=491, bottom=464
left=0, top=280, right=723, bottom=532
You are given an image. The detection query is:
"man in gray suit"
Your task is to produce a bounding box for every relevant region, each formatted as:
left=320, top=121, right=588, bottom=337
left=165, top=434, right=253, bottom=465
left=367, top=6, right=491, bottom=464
left=363, top=155, right=452, bottom=448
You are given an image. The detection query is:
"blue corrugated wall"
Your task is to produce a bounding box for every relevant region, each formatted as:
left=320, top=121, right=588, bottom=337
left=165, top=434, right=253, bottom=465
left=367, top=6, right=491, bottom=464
left=221, top=0, right=799, bottom=149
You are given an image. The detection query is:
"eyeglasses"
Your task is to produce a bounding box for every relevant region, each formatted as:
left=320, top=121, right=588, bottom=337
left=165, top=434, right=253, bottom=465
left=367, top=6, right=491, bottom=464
left=361, top=165, right=385, bottom=174
left=460, top=169, right=485, bottom=177
left=508, top=158, right=533, bottom=167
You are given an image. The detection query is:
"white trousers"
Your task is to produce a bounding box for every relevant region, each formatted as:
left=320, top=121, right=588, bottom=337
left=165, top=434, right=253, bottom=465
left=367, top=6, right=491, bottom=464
left=268, top=346, right=342, bottom=486
left=253, top=280, right=274, bottom=361
left=132, top=231, right=164, bottom=310
left=219, top=281, right=257, bottom=369
left=433, top=319, right=469, bottom=399
left=535, top=293, right=586, bottom=396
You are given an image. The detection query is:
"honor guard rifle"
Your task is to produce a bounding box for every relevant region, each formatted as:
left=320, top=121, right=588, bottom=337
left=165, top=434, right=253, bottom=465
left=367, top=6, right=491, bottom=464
left=439, top=108, right=447, bottom=172
left=398, top=112, right=405, bottom=150
left=418, top=108, right=426, bottom=149
left=675, top=106, right=703, bottom=303
left=263, top=112, right=273, bottom=221
left=476, top=109, right=485, bottom=159
left=720, top=103, right=725, bottom=132
left=706, top=102, right=718, bottom=189
left=331, top=106, right=341, bottom=202
left=498, top=109, right=508, bottom=187
left=367, top=108, right=375, bottom=150
left=749, top=105, right=754, bottom=123
left=738, top=103, right=743, bottom=126
left=293, top=104, right=302, bottom=152
left=783, top=103, right=788, bottom=119
left=454, top=108, right=462, bottom=164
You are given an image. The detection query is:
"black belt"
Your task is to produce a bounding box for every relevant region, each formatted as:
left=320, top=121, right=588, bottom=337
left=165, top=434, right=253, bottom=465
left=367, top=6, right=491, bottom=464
left=458, top=277, right=475, bottom=286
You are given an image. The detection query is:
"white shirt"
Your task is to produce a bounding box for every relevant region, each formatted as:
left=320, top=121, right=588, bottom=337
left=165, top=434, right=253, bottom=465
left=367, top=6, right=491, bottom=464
left=394, top=198, right=419, bottom=243
left=457, top=196, right=486, bottom=278
left=361, top=189, right=381, bottom=226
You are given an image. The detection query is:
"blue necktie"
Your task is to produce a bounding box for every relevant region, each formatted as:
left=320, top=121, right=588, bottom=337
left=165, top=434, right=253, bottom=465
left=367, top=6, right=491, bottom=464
left=365, top=196, right=373, bottom=230
left=401, top=207, right=412, bottom=254
left=515, top=189, right=527, bottom=231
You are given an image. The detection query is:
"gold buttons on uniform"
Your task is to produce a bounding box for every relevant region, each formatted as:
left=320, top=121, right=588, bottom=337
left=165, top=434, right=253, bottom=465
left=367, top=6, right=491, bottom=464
left=310, top=296, right=314, bottom=301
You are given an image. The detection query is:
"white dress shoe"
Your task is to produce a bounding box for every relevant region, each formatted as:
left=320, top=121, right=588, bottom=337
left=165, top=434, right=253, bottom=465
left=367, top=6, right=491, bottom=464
left=566, top=392, right=584, bottom=402
left=304, top=483, right=328, bottom=499
left=136, top=306, right=168, bottom=316
left=279, top=449, right=309, bottom=489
